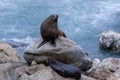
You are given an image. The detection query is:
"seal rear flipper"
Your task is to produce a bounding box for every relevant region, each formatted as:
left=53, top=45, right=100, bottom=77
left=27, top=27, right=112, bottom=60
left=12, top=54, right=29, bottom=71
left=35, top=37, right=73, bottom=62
left=37, top=40, right=47, bottom=48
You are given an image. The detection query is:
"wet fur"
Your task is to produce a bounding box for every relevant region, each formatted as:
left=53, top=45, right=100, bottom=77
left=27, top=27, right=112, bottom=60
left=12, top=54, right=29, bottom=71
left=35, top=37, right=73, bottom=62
left=48, top=57, right=81, bottom=79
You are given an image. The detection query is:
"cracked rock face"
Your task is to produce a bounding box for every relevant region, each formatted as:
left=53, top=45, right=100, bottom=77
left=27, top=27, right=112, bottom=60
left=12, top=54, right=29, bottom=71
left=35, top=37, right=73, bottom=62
left=90, top=58, right=120, bottom=80
left=99, top=30, right=120, bottom=51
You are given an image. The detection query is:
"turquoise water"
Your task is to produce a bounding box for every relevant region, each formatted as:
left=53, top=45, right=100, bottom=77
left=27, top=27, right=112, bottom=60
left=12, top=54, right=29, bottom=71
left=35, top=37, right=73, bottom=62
left=1, top=0, right=120, bottom=61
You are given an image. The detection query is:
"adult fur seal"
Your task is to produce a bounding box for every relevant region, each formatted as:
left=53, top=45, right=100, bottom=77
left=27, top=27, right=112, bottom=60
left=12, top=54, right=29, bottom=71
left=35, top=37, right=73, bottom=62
left=48, top=57, right=81, bottom=79
left=37, top=14, right=66, bottom=48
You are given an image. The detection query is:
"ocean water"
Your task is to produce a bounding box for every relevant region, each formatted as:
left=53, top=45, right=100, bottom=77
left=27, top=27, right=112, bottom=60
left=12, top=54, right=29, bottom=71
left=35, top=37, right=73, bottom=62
left=1, top=0, right=120, bottom=61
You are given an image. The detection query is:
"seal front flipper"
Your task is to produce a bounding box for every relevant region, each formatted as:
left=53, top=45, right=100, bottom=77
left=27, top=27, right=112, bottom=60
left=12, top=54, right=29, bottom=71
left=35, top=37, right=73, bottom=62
left=37, top=40, right=47, bottom=48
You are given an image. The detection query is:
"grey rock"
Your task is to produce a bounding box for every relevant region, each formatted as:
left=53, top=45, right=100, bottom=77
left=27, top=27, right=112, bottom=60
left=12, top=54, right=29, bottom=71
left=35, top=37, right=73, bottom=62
left=90, top=58, right=120, bottom=80
left=0, top=62, right=26, bottom=80
left=16, top=64, right=45, bottom=78
left=19, top=65, right=95, bottom=80
left=81, top=74, right=96, bottom=80
left=0, top=41, right=21, bottom=63
left=0, top=62, right=95, bottom=80
left=24, top=37, right=92, bottom=71
left=99, top=30, right=120, bottom=51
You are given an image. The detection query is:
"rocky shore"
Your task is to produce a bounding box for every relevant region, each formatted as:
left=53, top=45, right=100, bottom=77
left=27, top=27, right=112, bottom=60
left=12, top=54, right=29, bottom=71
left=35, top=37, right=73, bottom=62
left=0, top=41, right=95, bottom=80
left=99, top=30, right=120, bottom=51
left=1, top=30, right=120, bottom=80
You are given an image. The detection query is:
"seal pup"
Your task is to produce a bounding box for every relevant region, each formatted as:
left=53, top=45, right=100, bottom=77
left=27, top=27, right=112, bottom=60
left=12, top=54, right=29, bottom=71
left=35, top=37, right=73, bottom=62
left=48, top=57, right=81, bottom=79
left=37, top=14, right=66, bottom=48
left=57, top=29, right=66, bottom=37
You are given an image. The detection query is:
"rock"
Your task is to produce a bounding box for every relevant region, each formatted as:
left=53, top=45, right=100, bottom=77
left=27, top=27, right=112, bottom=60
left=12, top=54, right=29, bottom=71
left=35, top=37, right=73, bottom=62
left=0, top=63, right=45, bottom=80
left=19, top=66, right=74, bottom=80
left=0, top=42, right=21, bottom=63
left=0, top=62, right=95, bottom=80
left=15, top=64, right=45, bottom=78
left=81, top=74, right=96, bottom=80
left=90, top=58, right=120, bottom=80
left=99, top=30, right=120, bottom=51
left=0, top=62, right=26, bottom=80
left=86, top=58, right=100, bottom=75
left=24, top=37, right=93, bottom=71
left=19, top=65, right=95, bottom=80
left=0, top=63, right=13, bottom=80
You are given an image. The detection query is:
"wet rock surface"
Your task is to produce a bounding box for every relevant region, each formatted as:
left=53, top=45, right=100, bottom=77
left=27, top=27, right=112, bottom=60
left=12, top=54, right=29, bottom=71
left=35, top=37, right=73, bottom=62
left=99, top=30, right=120, bottom=51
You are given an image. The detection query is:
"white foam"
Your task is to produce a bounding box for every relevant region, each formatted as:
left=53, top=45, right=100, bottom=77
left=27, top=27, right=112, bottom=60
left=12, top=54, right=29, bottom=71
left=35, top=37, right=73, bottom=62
left=2, top=36, right=35, bottom=44
left=0, top=1, right=17, bottom=10
left=92, top=1, right=120, bottom=28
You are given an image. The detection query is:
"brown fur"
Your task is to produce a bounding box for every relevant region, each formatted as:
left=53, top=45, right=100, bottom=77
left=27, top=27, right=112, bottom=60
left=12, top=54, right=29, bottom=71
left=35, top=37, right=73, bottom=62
left=37, top=14, right=66, bottom=48
left=57, top=29, right=66, bottom=37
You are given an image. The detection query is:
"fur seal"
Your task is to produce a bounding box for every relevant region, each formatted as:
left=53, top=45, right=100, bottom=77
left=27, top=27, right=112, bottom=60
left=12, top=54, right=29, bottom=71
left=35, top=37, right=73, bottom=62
left=57, top=29, right=66, bottom=37
left=48, top=57, right=81, bottom=79
left=37, top=14, right=66, bottom=48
